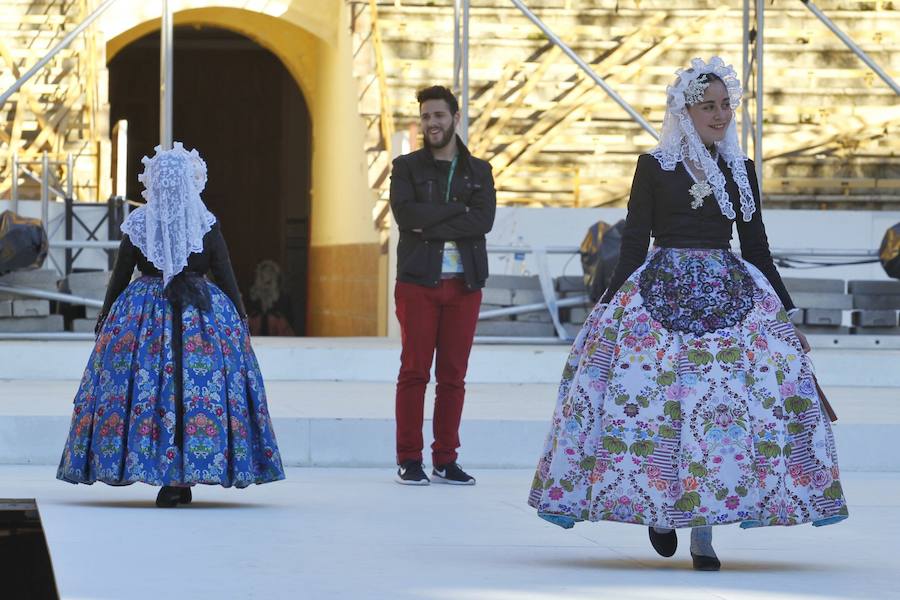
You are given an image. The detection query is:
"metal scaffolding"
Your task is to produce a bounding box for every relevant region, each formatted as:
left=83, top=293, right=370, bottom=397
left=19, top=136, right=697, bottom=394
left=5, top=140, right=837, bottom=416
left=160, top=0, right=174, bottom=150
left=449, top=0, right=900, bottom=198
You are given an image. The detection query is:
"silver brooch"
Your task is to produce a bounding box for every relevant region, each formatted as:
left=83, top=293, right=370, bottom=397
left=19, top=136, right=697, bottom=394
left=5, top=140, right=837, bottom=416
left=689, top=181, right=712, bottom=209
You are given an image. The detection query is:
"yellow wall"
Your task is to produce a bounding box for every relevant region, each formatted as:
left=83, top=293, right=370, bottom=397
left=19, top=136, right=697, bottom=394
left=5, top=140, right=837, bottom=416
left=102, top=2, right=382, bottom=336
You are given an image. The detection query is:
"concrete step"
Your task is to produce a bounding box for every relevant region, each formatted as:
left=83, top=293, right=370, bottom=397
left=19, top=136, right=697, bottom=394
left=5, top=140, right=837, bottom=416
left=1, top=379, right=896, bottom=471
left=0, top=269, right=61, bottom=300
left=60, top=271, right=109, bottom=299
left=0, top=314, right=63, bottom=333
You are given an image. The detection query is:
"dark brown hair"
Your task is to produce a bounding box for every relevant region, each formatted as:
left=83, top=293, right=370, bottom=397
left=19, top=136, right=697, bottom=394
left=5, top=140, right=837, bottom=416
left=688, top=73, right=726, bottom=106
left=416, top=86, right=459, bottom=115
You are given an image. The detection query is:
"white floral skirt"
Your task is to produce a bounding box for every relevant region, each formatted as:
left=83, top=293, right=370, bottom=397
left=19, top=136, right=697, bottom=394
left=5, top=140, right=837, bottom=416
left=528, top=248, right=848, bottom=529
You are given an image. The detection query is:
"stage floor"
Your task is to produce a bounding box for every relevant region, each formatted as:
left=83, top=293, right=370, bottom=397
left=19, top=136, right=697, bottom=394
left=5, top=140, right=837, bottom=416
left=4, top=466, right=898, bottom=600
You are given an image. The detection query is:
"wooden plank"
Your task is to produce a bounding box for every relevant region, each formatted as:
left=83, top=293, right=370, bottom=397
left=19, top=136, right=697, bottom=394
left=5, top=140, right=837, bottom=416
left=766, top=177, right=900, bottom=190
left=473, top=45, right=562, bottom=156
left=468, top=62, right=518, bottom=142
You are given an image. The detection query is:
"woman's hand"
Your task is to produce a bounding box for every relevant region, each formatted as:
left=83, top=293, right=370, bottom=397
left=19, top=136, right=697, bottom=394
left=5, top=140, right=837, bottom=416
left=794, top=326, right=811, bottom=353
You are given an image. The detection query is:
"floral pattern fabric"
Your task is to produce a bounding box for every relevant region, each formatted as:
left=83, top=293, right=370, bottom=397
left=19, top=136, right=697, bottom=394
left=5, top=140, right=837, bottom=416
left=58, top=276, right=285, bottom=488
left=529, top=248, right=847, bottom=529
left=639, top=248, right=756, bottom=336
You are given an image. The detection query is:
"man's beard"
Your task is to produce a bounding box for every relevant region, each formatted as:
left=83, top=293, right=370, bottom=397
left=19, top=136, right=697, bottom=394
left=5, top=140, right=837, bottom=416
left=424, top=123, right=455, bottom=150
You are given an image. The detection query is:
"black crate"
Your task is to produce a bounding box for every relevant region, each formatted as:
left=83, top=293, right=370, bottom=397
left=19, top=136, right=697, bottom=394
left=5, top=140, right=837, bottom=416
left=847, top=280, right=900, bottom=295
left=853, top=294, right=900, bottom=310
left=852, top=310, right=899, bottom=328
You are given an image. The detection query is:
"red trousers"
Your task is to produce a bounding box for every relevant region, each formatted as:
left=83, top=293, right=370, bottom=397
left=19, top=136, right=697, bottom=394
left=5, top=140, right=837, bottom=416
left=394, top=278, right=481, bottom=465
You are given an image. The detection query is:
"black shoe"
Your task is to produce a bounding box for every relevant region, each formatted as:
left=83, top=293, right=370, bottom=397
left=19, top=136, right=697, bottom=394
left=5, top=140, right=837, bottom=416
left=396, top=460, right=430, bottom=486
left=155, top=485, right=192, bottom=507
left=431, top=462, right=475, bottom=485
left=648, top=527, right=678, bottom=557
left=691, top=552, right=721, bottom=571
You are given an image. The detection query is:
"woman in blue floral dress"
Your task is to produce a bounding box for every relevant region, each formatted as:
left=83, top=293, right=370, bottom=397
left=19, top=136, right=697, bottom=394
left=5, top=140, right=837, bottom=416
left=528, top=58, right=847, bottom=570
left=58, top=143, right=285, bottom=506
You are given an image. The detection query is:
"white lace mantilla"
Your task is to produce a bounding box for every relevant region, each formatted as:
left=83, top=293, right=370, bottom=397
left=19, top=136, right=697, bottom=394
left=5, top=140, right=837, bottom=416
left=649, top=56, right=756, bottom=222
left=121, top=142, right=217, bottom=286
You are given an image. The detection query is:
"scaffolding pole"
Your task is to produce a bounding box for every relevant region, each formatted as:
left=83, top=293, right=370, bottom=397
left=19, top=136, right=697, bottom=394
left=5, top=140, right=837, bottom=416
left=160, top=0, right=174, bottom=150
left=742, top=0, right=751, bottom=153
left=754, top=0, right=764, bottom=189
left=508, top=0, right=658, bottom=140
left=453, top=0, right=470, bottom=143
left=801, top=0, right=900, bottom=96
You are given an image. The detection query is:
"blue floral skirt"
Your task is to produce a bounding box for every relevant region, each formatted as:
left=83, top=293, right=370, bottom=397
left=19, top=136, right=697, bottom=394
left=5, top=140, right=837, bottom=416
left=529, top=248, right=848, bottom=529
left=57, top=276, right=285, bottom=488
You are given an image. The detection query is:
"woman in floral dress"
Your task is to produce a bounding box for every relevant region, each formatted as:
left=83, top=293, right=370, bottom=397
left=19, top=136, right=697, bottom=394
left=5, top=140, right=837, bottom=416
left=58, top=143, right=285, bottom=506
left=528, top=57, right=847, bottom=570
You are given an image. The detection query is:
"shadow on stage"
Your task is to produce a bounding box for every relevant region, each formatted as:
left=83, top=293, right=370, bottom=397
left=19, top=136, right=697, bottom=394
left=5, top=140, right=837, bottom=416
left=527, top=556, right=835, bottom=573
left=56, top=499, right=274, bottom=510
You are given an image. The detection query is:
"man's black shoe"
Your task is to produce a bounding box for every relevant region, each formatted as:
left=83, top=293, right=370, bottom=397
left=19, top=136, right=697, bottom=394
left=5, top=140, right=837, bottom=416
left=649, top=527, right=678, bottom=557
left=432, top=462, right=475, bottom=485
left=396, top=460, right=430, bottom=485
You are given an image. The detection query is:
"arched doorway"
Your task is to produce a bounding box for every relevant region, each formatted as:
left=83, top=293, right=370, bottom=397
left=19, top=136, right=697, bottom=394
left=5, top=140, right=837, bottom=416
left=108, top=25, right=311, bottom=335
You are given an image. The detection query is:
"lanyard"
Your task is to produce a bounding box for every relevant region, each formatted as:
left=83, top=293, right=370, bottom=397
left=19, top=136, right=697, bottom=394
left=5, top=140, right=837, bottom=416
left=444, top=155, right=458, bottom=204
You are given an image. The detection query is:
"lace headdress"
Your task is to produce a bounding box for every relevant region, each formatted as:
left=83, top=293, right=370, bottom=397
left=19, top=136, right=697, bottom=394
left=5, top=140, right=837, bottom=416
left=121, top=142, right=217, bottom=286
left=650, top=56, right=755, bottom=222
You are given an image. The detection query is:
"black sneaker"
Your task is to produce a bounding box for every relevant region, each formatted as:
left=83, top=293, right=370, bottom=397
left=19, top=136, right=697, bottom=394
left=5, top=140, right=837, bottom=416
left=396, top=460, right=430, bottom=485
left=432, top=462, right=475, bottom=485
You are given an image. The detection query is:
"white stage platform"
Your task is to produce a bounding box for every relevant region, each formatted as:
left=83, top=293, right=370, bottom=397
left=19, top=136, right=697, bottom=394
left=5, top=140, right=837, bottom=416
left=1, top=379, right=898, bottom=471
left=3, top=466, right=897, bottom=600
left=0, top=337, right=898, bottom=471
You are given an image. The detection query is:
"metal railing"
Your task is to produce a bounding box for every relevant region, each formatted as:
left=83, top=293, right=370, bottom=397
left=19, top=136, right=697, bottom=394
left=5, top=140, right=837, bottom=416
left=8, top=152, right=72, bottom=215
left=64, top=196, right=127, bottom=274
left=0, top=285, right=102, bottom=309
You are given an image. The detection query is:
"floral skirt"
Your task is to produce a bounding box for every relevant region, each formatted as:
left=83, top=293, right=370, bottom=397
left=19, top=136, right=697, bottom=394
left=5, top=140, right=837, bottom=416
left=57, top=276, right=285, bottom=488
left=528, top=248, right=848, bottom=529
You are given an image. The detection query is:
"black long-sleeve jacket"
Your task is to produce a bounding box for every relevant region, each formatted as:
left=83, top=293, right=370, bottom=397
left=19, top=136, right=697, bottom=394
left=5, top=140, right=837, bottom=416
left=600, top=153, right=794, bottom=311
left=389, top=135, right=497, bottom=291
left=100, top=221, right=246, bottom=317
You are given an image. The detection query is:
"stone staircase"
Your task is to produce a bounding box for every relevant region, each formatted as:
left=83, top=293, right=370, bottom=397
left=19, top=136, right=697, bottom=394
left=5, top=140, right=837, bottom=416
left=0, top=0, right=110, bottom=202
left=353, top=0, right=900, bottom=222
left=0, top=268, right=107, bottom=333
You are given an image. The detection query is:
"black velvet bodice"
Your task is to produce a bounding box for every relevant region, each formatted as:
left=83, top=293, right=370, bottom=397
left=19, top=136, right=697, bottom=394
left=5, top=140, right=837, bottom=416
left=100, top=221, right=246, bottom=317
left=600, top=153, right=794, bottom=311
